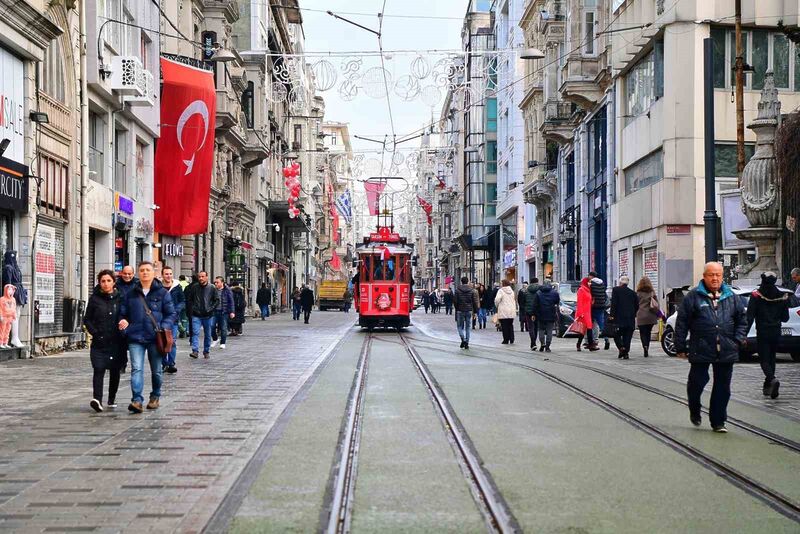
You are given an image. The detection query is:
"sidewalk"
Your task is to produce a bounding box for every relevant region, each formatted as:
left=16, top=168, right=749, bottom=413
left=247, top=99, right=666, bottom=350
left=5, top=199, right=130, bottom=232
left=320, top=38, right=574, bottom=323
left=0, top=311, right=354, bottom=532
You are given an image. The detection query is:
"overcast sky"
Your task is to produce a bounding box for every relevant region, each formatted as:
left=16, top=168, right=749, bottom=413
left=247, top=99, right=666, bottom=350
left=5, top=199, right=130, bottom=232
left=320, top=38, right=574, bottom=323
left=300, top=0, right=466, bottom=159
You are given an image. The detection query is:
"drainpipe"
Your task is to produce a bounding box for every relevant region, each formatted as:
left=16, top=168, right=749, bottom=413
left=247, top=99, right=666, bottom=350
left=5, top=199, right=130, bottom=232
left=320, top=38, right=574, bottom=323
left=606, top=87, right=616, bottom=284
left=80, top=0, right=89, bottom=302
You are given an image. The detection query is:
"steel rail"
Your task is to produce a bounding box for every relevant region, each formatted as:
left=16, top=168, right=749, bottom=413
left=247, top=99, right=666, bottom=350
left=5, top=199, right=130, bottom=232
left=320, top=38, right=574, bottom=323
left=398, top=334, right=520, bottom=533
left=325, top=334, right=372, bottom=534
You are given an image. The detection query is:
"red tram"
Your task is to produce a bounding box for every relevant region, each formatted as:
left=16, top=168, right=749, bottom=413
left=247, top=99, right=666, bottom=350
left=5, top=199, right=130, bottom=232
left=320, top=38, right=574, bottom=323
left=353, top=226, right=415, bottom=330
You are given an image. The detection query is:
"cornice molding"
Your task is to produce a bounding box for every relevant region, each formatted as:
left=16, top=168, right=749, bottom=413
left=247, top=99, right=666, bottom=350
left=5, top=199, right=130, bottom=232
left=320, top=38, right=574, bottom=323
left=0, top=0, right=63, bottom=51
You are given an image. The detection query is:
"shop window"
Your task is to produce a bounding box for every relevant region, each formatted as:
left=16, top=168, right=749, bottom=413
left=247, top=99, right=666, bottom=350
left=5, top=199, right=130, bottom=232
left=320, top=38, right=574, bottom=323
left=39, top=154, right=69, bottom=220
left=624, top=149, right=663, bottom=195
left=714, top=143, right=755, bottom=177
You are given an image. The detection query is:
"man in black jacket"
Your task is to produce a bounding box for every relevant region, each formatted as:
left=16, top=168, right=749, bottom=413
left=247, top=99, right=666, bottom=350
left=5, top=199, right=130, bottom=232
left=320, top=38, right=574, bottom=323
left=188, top=271, right=219, bottom=359
left=589, top=272, right=609, bottom=350
left=609, top=276, right=638, bottom=359
left=746, top=272, right=791, bottom=399
left=256, top=282, right=271, bottom=320
left=675, top=262, right=747, bottom=433
left=531, top=281, right=559, bottom=352
left=300, top=285, right=315, bottom=324
left=453, top=277, right=480, bottom=349
left=523, top=278, right=541, bottom=347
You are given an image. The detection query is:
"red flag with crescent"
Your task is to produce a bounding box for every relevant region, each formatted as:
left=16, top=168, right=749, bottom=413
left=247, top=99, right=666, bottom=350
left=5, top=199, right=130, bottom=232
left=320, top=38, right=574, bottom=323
left=417, top=195, right=432, bottom=225
left=154, top=58, right=216, bottom=235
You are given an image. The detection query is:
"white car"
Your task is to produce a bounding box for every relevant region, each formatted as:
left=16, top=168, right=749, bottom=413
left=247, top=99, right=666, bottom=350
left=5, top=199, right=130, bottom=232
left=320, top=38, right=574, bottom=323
left=661, top=286, right=800, bottom=362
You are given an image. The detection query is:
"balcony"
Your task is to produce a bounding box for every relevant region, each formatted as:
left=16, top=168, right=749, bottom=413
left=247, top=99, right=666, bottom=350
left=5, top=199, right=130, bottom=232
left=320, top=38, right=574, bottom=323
left=216, top=89, right=238, bottom=130
left=37, top=92, right=71, bottom=138
left=540, top=100, right=575, bottom=144
left=559, top=53, right=604, bottom=110
left=242, top=129, right=269, bottom=168
left=539, top=0, right=565, bottom=45
left=523, top=168, right=557, bottom=209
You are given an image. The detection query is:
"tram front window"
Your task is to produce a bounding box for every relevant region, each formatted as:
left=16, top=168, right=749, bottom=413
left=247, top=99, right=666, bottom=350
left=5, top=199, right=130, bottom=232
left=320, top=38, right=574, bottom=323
left=372, top=256, right=396, bottom=281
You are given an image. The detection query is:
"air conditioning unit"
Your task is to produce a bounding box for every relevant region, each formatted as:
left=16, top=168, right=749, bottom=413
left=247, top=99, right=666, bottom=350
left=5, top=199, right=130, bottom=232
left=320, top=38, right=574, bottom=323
left=125, top=69, right=154, bottom=106
left=109, top=56, right=145, bottom=96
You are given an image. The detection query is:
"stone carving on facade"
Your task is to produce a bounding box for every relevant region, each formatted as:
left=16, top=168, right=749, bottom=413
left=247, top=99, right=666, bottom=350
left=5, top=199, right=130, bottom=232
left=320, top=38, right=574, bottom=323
left=734, top=71, right=783, bottom=281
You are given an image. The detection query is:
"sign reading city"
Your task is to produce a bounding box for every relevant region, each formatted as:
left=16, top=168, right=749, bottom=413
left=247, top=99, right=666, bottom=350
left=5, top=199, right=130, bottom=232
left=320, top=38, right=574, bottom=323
left=0, top=156, right=28, bottom=213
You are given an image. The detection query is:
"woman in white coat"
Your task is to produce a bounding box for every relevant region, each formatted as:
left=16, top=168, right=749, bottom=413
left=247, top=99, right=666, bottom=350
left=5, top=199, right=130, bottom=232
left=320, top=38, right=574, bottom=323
left=494, top=280, right=518, bottom=344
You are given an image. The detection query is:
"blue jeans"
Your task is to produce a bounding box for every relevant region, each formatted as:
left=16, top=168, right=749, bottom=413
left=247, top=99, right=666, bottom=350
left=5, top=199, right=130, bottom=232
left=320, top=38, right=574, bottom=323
left=212, top=312, right=228, bottom=344
left=129, top=342, right=163, bottom=404
left=191, top=316, right=214, bottom=353
left=456, top=311, right=472, bottom=343
left=293, top=303, right=301, bottom=320
left=477, top=308, right=488, bottom=327
left=164, top=324, right=179, bottom=367
left=592, top=309, right=606, bottom=340
left=259, top=304, right=270, bottom=318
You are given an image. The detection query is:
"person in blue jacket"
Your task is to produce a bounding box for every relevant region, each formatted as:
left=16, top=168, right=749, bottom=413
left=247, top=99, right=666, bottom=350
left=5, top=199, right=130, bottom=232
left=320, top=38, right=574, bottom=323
left=118, top=261, right=176, bottom=414
left=160, top=266, right=184, bottom=374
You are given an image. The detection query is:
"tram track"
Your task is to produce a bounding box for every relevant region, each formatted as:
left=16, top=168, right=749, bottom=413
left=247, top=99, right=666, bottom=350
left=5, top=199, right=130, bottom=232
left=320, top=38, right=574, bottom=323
left=323, top=331, right=520, bottom=533
left=402, top=335, right=800, bottom=524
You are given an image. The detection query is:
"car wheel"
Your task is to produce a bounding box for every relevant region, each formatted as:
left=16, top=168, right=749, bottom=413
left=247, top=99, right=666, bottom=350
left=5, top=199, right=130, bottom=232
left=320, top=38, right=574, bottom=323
left=791, top=352, right=800, bottom=363
left=661, top=326, right=677, bottom=357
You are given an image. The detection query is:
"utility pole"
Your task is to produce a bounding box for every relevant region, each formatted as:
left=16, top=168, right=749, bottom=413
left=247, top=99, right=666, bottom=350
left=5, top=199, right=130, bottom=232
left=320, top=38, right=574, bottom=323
left=734, top=0, right=746, bottom=182
left=704, top=38, right=719, bottom=263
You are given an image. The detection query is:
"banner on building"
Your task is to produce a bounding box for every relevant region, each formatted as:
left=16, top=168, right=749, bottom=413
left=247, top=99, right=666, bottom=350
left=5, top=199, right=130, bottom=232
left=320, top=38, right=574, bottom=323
left=154, top=57, right=216, bottom=235
left=417, top=195, right=432, bottom=225
left=35, top=225, right=56, bottom=324
left=644, top=247, right=658, bottom=290
left=364, top=181, right=386, bottom=216
left=335, top=190, right=352, bottom=222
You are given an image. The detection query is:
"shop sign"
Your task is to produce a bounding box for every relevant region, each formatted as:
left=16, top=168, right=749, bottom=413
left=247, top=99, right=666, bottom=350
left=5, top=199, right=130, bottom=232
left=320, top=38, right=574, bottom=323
left=163, top=242, right=184, bottom=257
left=115, top=193, right=134, bottom=215
left=503, top=248, right=516, bottom=269
left=0, top=156, right=28, bottom=212
left=666, top=224, right=691, bottom=235
left=524, top=243, right=535, bottom=261
left=0, top=47, right=25, bottom=163
left=35, top=225, right=56, bottom=324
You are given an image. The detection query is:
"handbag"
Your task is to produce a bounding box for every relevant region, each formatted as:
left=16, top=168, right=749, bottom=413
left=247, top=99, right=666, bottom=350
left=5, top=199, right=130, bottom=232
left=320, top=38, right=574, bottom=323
left=649, top=293, right=659, bottom=312
left=566, top=319, right=587, bottom=336
left=491, top=313, right=499, bottom=325
left=138, top=294, right=174, bottom=356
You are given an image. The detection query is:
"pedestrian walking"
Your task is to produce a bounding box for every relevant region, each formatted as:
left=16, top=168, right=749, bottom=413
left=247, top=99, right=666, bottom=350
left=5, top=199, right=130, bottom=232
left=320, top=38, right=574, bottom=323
left=453, top=276, right=480, bottom=349
left=342, top=288, right=353, bottom=313
left=574, top=277, right=597, bottom=351
left=422, top=290, right=430, bottom=314
left=300, top=285, right=314, bottom=323
left=229, top=282, right=246, bottom=336
left=610, top=276, right=638, bottom=359
left=495, top=280, right=517, bottom=345
left=476, top=284, right=490, bottom=329
left=635, top=276, right=660, bottom=358
left=589, top=272, right=610, bottom=350
left=184, top=274, right=199, bottom=339
left=161, top=266, right=184, bottom=374
left=531, top=280, right=560, bottom=352
left=211, top=277, right=235, bottom=347
left=118, top=261, right=176, bottom=413
left=187, top=271, right=218, bottom=359
left=176, top=275, right=189, bottom=337
left=291, top=287, right=302, bottom=320
left=523, top=278, right=541, bottom=347
left=675, top=262, right=747, bottom=433
left=430, top=290, right=439, bottom=314
left=115, top=265, right=137, bottom=372
left=256, top=282, right=271, bottom=319
left=517, top=281, right=529, bottom=332
left=443, top=288, right=454, bottom=315
left=746, top=272, right=791, bottom=399
left=83, top=270, right=124, bottom=412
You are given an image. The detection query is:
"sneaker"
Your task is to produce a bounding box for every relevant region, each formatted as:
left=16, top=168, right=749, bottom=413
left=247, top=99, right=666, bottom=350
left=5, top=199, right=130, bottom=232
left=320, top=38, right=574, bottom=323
left=146, top=398, right=160, bottom=410
left=203, top=352, right=210, bottom=359
left=90, top=399, right=103, bottom=413
left=128, top=402, right=143, bottom=414
left=712, top=425, right=728, bottom=433
left=166, top=366, right=177, bottom=374
left=690, top=413, right=701, bottom=427
left=769, top=379, right=780, bottom=399
left=107, top=401, right=118, bottom=409
left=604, top=340, right=610, bottom=350
left=190, top=352, right=199, bottom=359
left=211, top=339, right=220, bottom=348
left=220, top=344, right=226, bottom=349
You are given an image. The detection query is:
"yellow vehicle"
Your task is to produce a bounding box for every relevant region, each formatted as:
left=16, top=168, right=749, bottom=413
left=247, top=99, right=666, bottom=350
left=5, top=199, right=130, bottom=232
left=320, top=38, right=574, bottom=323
left=318, top=280, right=348, bottom=311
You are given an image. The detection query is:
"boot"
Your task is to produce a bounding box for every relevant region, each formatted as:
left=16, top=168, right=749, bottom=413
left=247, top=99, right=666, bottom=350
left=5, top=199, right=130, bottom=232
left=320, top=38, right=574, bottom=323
left=576, top=339, right=582, bottom=352
left=604, top=339, right=610, bottom=350
left=643, top=347, right=649, bottom=358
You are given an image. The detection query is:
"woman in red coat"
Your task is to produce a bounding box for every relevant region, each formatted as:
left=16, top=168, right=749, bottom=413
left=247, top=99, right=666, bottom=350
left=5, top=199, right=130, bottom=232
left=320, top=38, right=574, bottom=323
left=575, top=277, right=598, bottom=351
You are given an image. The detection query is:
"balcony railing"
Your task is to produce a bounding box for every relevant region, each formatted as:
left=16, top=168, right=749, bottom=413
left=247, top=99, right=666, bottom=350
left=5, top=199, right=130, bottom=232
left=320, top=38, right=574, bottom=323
left=37, top=92, right=71, bottom=137
left=544, top=100, right=575, bottom=122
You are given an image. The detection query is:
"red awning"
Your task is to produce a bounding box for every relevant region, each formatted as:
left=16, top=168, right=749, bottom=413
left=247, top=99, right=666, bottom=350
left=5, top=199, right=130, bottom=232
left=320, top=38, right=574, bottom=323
left=240, top=241, right=253, bottom=250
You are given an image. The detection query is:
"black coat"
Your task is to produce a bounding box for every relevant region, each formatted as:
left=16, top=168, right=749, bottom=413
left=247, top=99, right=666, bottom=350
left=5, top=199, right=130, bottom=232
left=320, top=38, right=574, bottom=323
left=188, top=282, right=219, bottom=317
left=610, top=285, right=638, bottom=329
left=523, top=284, right=541, bottom=315
left=256, top=287, right=271, bottom=305
left=746, top=287, right=790, bottom=340
left=453, top=284, right=479, bottom=313
left=674, top=282, right=747, bottom=363
left=83, top=286, right=125, bottom=369
left=480, top=289, right=494, bottom=310
left=231, top=287, right=247, bottom=324
left=532, top=285, right=560, bottom=323
left=443, top=291, right=453, bottom=305
left=590, top=279, right=608, bottom=309
left=300, top=288, right=314, bottom=311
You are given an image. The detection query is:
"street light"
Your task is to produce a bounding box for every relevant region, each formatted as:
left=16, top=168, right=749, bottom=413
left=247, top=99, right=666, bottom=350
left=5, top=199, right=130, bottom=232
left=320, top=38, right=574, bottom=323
left=520, top=48, right=545, bottom=60
left=210, top=44, right=236, bottom=63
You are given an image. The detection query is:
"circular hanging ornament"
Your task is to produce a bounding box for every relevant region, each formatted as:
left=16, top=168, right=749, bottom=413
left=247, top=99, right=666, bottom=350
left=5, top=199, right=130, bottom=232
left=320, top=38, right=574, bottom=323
left=410, top=55, right=431, bottom=80
left=338, top=77, right=358, bottom=102
left=420, top=85, right=442, bottom=107
left=394, top=75, right=421, bottom=101
left=361, top=67, right=392, bottom=99
left=311, top=60, right=337, bottom=92
left=268, top=82, right=288, bottom=103
left=392, top=151, right=405, bottom=166
left=289, top=87, right=307, bottom=113
left=363, top=158, right=383, bottom=177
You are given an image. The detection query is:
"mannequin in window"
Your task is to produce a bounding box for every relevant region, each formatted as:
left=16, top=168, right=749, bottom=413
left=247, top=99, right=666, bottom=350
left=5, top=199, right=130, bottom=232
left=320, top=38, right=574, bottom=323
left=2, top=250, right=26, bottom=348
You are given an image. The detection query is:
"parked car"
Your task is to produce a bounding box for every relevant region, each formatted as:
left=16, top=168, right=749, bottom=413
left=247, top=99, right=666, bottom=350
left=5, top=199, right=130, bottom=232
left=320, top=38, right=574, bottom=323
left=554, top=281, right=614, bottom=338
left=413, top=289, right=425, bottom=310
left=660, top=285, right=800, bottom=362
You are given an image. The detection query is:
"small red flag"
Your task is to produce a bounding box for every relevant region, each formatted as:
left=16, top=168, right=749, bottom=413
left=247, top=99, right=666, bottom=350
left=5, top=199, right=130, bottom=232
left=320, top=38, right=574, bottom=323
left=364, top=181, right=387, bottom=216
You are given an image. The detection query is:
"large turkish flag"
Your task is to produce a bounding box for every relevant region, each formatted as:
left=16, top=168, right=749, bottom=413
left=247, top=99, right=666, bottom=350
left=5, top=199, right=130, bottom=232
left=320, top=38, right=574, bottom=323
left=154, top=58, right=216, bottom=235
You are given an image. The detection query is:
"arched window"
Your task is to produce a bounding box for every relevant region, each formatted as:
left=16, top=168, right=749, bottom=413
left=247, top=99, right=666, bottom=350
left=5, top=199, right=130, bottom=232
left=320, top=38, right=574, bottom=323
left=42, top=38, right=65, bottom=102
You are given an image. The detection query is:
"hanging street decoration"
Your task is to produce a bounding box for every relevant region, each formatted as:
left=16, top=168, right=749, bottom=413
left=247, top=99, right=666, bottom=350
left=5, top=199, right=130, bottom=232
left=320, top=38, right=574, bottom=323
left=283, top=162, right=302, bottom=219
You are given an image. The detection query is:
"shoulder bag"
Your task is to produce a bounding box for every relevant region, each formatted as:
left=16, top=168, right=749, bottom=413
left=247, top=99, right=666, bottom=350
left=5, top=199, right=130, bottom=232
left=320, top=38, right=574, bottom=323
left=138, top=294, right=174, bottom=356
left=649, top=293, right=659, bottom=312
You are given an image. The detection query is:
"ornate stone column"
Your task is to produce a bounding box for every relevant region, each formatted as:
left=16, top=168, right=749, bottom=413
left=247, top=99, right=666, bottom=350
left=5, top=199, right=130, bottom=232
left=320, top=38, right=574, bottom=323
left=734, top=71, right=782, bottom=283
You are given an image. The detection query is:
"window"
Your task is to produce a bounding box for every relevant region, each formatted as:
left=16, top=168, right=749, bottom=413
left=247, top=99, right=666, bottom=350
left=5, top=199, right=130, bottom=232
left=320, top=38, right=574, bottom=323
left=39, top=154, right=69, bottom=220
left=89, top=112, right=105, bottom=184
left=41, top=38, right=65, bottom=102
left=624, top=150, right=663, bottom=195
left=114, top=129, right=127, bottom=194
left=486, top=98, right=497, bottom=132
left=714, top=143, right=755, bottom=177
left=486, top=141, right=497, bottom=174
left=104, top=0, right=131, bottom=55
left=625, top=46, right=663, bottom=118
left=330, top=133, right=337, bottom=145
left=590, top=108, right=607, bottom=180
left=712, top=27, right=796, bottom=90
left=444, top=214, right=451, bottom=238
left=294, top=124, right=303, bottom=147
left=583, top=10, right=596, bottom=56
left=485, top=183, right=497, bottom=217
left=427, top=224, right=433, bottom=242
left=566, top=152, right=575, bottom=197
